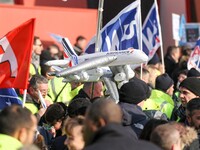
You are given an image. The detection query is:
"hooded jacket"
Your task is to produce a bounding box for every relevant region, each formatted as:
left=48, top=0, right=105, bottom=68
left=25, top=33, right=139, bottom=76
left=118, top=102, right=149, bottom=137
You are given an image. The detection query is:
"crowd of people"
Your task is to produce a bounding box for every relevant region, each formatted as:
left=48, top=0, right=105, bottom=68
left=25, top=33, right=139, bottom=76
left=1, top=36, right=200, bottom=150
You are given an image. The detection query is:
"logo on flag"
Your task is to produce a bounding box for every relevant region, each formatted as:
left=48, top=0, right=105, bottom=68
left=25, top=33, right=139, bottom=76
left=85, top=0, right=141, bottom=53
left=0, top=19, right=35, bottom=89
left=142, top=0, right=161, bottom=61
left=188, top=39, right=200, bottom=72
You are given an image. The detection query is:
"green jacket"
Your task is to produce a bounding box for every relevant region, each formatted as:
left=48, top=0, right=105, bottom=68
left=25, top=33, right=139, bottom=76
left=0, top=134, right=22, bottom=150
left=143, top=89, right=174, bottom=119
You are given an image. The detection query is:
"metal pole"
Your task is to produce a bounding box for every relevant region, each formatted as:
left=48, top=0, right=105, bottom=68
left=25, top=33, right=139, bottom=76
left=95, top=0, right=104, bottom=52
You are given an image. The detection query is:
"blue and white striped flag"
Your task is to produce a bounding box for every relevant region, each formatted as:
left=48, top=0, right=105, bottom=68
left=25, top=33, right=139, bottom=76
left=85, top=0, right=141, bottom=53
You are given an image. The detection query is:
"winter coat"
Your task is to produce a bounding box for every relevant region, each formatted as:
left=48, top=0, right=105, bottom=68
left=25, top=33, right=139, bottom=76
left=84, top=123, right=161, bottom=150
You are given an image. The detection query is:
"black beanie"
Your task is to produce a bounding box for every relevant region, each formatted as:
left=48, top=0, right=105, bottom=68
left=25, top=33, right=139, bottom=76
left=179, top=77, right=200, bottom=96
left=119, top=77, right=151, bottom=104
left=187, top=68, right=200, bottom=77
left=155, top=73, right=174, bottom=92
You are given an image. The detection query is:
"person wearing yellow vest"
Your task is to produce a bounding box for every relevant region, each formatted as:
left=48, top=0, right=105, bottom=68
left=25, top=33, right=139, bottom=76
left=143, top=73, right=174, bottom=119
left=29, top=36, right=43, bottom=79
left=25, top=75, right=52, bottom=120
left=0, top=105, right=37, bottom=150
left=40, top=64, right=83, bottom=105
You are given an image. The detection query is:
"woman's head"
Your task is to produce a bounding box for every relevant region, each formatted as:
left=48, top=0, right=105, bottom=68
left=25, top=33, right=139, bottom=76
left=64, top=116, right=85, bottom=150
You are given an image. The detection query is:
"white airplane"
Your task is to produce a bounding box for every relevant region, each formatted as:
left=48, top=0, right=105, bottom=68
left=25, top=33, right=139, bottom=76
left=46, top=38, right=148, bottom=82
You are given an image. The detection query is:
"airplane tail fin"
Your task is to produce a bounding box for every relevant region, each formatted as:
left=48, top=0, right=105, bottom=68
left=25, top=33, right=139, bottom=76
left=62, top=38, right=78, bottom=67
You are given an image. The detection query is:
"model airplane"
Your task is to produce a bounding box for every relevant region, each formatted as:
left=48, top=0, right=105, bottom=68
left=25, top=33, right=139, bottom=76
left=46, top=38, right=148, bottom=82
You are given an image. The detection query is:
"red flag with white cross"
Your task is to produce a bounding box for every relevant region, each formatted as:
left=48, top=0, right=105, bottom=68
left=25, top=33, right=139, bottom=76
left=0, top=18, right=35, bottom=89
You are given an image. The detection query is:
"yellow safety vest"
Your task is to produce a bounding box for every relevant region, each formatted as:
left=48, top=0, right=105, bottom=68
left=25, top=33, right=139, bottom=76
left=143, top=89, right=174, bottom=119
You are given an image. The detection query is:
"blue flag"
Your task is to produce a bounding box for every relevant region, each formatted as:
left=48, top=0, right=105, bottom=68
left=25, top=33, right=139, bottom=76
left=142, top=0, right=161, bottom=61
left=179, top=14, right=186, bottom=46
left=188, top=39, right=200, bottom=71
left=85, top=0, right=141, bottom=53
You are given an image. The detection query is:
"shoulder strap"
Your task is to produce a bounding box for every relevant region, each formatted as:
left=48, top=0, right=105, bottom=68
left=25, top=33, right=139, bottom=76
left=54, top=82, right=68, bottom=102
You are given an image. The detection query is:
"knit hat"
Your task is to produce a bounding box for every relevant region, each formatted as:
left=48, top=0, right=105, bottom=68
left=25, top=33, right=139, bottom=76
left=187, top=68, right=200, bottom=77
left=179, top=77, right=200, bottom=96
left=119, top=77, right=151, bottom=104
left=155, top=73, right=174, bottom=92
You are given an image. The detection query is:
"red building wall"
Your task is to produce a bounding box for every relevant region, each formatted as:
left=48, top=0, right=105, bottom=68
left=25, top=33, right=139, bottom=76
left=0, top=4, right=97, bottom=48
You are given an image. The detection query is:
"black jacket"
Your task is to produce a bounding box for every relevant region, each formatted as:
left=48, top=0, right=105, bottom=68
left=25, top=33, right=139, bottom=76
left=84, top=123, right=161, bottom=150
left=72, top=89, right=90, bottom=100
left=118, top=102, right=149, bottom=137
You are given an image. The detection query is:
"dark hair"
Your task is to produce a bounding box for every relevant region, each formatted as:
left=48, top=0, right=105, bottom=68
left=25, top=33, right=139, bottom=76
left=76, top=36, right=86, bottom=42
left=45, top=102, right=68, bottom=125
left=186, top=98, right=200, bottom=116
left=68, top=98, right=91, bottom=118
left=40, top=65, right=52, bottom=77
left=29, top=74, right=48, bottom=90
left=139, top=119, right=168, bottom=141
left=0, top=105, right=33, bottom=136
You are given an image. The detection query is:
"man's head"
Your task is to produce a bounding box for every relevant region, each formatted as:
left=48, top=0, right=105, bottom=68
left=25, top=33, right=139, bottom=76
left=28, top=75, right=48, bottom=101
left=186, top=98, right=200, bottom=130
left=166, top=46, right=181, bottom=62
left=155, top=73, right=174, bottom=96
left=150, top=124, right=182, bottom=150
left=134, top=67, right=150, bottom=84
left=83, top=81, right=104, bottom=99
left=75, top=36, right=87, bottom=51
left=83, top=97, right=122, bottom=146
left=0, top=105, right=37, bottom=145
left=119, top=77, right=151, bottom=107
left=179, top=77, right=200, bottom=107
left=33, top=36, right=43, bottom=55
left=68, top=98, right=91, bottom=118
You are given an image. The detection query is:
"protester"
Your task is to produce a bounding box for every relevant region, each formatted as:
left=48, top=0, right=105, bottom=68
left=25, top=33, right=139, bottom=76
left=186, top=98, right=200, bottom=148
left=73, top=81, right=104, bottom=102
left=44, top=102, right=68, bottom=137
left=83, top=97, right=161, bottom=150
left=50, top=98, right=90, bottom=150
left=172, top=77, right=200, bottom=122
left=0, top=105, right=37, bottom=150
left=134, top=67, right=150, bottom=85
left=187, top=68, right=200, bottom=78
left=74, top=35, right=87, bottom=56
left=150, top=123, right=182, bottom=150
left=68, top=98, right=91, bottom=118
left=25, top=75, right=51, bottom=120
left=30, top=36, right=43, bottom=77
left=164, top=46, right=181, bottom=77
left=143, top=73, right=175, bottom=119
left=140, top=119, right=168, bottom=141
left=64, top=116, right=85, bottom=150
left=118, top=77, right=150, bottom=137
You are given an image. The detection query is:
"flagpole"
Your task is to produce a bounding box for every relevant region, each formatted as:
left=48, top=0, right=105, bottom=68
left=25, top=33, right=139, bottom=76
left=95, top=0, right=104, bottom=52
left=22, top=89, right=27, bottom=108
left=155, top=0, right=165, bottom=73
left=138, top=0, right=143, bottom=79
